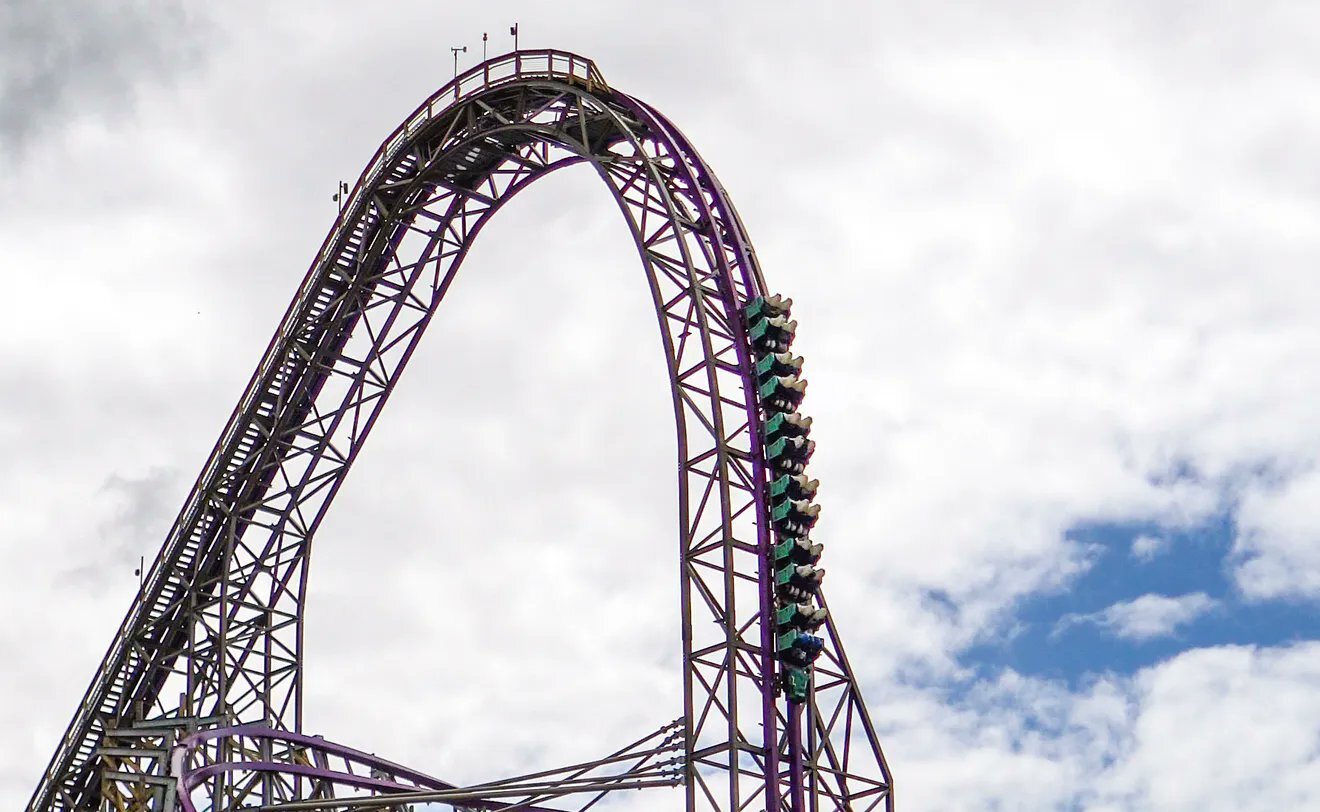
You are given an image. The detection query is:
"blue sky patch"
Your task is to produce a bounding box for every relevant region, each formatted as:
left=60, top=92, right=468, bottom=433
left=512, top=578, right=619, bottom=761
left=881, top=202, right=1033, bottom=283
left=963, top=515, right=1320, bottom=687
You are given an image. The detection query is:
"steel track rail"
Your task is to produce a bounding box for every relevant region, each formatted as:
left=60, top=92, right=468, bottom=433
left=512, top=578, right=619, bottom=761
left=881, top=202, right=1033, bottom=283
left=30, top=50, right=892, bottom=812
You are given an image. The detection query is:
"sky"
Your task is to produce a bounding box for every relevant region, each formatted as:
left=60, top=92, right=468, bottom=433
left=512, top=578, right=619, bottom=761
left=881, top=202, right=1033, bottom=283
left=3, top=1, right=1320, bottom=810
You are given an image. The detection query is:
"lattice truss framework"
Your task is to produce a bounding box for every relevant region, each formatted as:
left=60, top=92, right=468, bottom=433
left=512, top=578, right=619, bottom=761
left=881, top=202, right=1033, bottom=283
left=157, top=720, right=685, bottom=812
left=28, top=51, right=891, bottom=812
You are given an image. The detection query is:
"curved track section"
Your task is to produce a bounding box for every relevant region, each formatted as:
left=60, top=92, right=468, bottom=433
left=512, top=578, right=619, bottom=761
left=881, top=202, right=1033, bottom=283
left=173, top=725, right=463, bottom=812
left=29, top=51, right=891, bottom=812
left=170, top=722, right=683, bottom=812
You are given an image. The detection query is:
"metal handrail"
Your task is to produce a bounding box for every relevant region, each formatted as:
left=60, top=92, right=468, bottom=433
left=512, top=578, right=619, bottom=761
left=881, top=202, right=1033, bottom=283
left=320, top=50, right=606, bottom=272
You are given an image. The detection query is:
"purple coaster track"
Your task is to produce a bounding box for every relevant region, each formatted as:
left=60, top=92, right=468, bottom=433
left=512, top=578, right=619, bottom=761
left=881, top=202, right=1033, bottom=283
left=27, top=50, right=892, bottom=812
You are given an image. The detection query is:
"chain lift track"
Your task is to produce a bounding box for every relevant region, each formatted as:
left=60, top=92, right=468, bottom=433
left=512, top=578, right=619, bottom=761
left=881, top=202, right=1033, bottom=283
left=28, top=51, right=892, bottom=812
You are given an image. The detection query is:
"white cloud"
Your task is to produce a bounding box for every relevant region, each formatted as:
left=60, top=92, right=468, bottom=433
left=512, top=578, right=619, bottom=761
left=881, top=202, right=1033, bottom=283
left=4, top=2, right=1320, bottom=810
left=1234, top=467, right=1320, bottom=599
left=1057, top=593, right=1218, bottom=641
left=0, top=0, right=208, bottom=158
left=1130, top=535, right=1168, bottom=561
left=1107, top=643, right=1320, bottom=810
left=884, top=643, right=1320, bottom=811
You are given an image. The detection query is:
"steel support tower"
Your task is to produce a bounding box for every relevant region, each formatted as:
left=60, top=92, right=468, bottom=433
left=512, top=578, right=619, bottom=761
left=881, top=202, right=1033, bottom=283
left=27, top=51, right=892, bottom=812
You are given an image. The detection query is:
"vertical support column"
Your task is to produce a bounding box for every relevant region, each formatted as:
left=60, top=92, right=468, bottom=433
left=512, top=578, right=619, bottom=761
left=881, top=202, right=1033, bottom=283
left=787, top=702, right=806, bottom=812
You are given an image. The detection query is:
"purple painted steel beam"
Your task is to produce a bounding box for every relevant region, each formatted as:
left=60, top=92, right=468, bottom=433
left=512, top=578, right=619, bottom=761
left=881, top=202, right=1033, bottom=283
left=616, top=94, right=786, bottom=807
left=31, top=48, right=891, bottom=812
left=174, top=725, right=661, bottom=812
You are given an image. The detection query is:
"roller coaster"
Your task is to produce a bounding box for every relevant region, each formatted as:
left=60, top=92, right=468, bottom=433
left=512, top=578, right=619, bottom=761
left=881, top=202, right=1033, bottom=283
left=25, top=50, right=893, bottom=812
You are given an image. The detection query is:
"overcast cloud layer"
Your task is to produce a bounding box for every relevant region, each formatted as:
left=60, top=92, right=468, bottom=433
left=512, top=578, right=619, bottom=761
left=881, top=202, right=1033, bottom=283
left=0, top=0, right=204, bottom=160
left=3, top=3, right=1320, bottom=810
